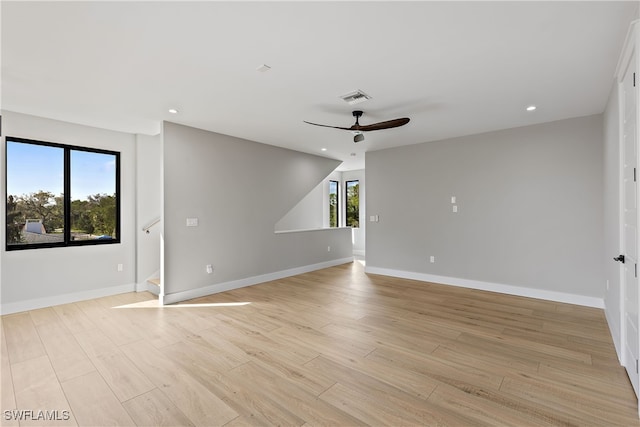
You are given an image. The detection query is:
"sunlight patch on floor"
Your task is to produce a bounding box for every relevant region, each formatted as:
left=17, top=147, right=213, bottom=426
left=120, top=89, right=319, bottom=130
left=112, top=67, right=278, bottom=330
left=113, top=301, right=251, bottom=309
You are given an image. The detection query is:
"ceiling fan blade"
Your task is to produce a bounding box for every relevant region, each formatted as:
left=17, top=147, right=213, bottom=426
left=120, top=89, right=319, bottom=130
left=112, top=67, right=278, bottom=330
left=354, top=117, right=410, bottom=132
left=303, top=121, right=353, bottom=131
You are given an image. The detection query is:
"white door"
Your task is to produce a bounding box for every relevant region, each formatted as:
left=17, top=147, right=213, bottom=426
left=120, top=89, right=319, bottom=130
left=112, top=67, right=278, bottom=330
left=621, top=48, right=639, bottom=399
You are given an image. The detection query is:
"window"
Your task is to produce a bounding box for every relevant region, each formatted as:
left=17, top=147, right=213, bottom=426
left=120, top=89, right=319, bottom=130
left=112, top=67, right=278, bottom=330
left=346, top=180, right=359, bottom=228
left=6, top=137, right=120, bottom=250
left=329, top=180, right=339, bottom=227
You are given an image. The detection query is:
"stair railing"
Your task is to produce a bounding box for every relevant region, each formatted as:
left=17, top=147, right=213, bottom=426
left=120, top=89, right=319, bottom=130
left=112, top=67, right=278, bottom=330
left=142, top=217, right=160, bottom=234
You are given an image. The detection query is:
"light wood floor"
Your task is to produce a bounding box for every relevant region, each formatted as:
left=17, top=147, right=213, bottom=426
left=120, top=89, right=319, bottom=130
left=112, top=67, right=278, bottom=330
left=1, top=261, right=639, bottom=426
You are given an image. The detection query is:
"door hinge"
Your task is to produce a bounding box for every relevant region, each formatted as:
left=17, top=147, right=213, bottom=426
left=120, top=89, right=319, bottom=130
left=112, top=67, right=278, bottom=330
left=635, top=263, right=637, bottom=278
left=634, top=72, right=637, bottom=88
left=635, top=359, right=638, bottom=373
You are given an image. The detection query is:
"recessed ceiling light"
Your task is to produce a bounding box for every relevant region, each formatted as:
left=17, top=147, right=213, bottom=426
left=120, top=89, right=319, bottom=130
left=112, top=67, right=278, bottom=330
left=350, top=152, right=357, bottom=157
left=321, top=148, right=327, bottom=151
left=168, top=108, right=179, bottom=114
left=526, top=105, right=537, bottom=112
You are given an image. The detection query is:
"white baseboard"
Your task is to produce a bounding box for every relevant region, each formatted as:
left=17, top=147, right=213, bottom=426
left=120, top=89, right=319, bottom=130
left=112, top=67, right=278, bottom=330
left=604, top=300, right=623, bottom=363
left=135, top=282, right=160, bottom=295
left=364, top=266, right=604, bottom=309
left=1, top=283, right=137, bottom=315
left=163, top=257, right=354, bottom=305
left=135, top=270, right=161, bottom=294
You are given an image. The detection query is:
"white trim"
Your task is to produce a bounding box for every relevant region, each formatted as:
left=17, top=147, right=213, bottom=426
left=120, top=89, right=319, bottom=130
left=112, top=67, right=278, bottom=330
left=605, top=300, right=624, bottom=364
left=135, top=281, right=160, bottom=295
left=364, top=266, right=604, bottom=309
left=163, top=257, right=353, bottom=305
left=274, top=227, right=351, bottom=235
left=353, top=249, right=366, bottom=257
left=615, top=19, right=639, bottom=79
left=135, top=270, right=161, bottom=293
left=616, top=36, right=631, bottom=374
left=0, top=283, right=136, bottom=315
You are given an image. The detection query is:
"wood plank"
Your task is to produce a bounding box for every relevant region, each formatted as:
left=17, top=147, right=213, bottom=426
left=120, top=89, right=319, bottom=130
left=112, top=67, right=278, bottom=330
left=537, top=363, right=637, bottom=405
left=268, top=325, right=375, bottom=362
left=122, top=388, right=194, bottom=427
left=432, top=340, right=539, bottom=374
left=90, top=352, right=156, bottom=402
left=120, top=339, right=238, bottom=426
left=161, top=349, right=306, bottom=427
left=321, top=319, right=444, bottom=354
left=165, top=336, right=307, bottom=425
left=367, top=345, right=505, bottom=391
left=28, top=307, right=62, bottom=326
left=74, top=299, right=145, bottom=346
left=305, top=355, right=436, bottom=404
left=500, top=372, right=640, bottom=426
left=319, top=381, right=467, bottom=426
left=0, top=318, right=19, bottom=426
left=52, top=303, right=96, bottom=334
left=228, top=361, right=367, bottom=426
left=34, top=321, right=95, bottom=382
left=161, top=338, right=246, bottom=376
left=427, top=383, right=563, bottom=427
left=456, top=330, right=593, bottom=365
left=61, top=371, right=135, bottom=426
left=73, top=328, right=120, bottom=359
left=2, top=313, right=46, bottom=364
left=306, top=351, right=438, bottom=400
left=11, top=355, right=76, bottom=426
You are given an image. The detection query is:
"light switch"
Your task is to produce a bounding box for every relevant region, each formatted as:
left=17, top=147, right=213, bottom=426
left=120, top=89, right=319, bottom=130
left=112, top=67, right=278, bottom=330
left=451, top=196, right=456, bottom=204
left=186, top=218, right=198, bottom=227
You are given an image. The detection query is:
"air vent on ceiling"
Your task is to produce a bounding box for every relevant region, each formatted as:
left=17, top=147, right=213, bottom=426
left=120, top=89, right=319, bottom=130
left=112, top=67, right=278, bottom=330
left=339, top=90, right=372, bottom=105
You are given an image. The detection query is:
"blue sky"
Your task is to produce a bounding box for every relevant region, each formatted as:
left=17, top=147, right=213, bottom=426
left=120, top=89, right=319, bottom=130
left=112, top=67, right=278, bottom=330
left=7, top=141, right=116, bottom=201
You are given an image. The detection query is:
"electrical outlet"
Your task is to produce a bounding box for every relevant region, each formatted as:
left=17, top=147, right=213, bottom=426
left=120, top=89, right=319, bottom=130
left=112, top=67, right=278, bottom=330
left=430, top=256, right=435, bottom=263
left=452, top=205, right=458, bottom=213
left=206, top=264, right=213, bottom=274
left=606, top=279, right=610, bottom=291
left=327, top=246, right=331, bottom=252
left=117, top=263, right=123, bottom=272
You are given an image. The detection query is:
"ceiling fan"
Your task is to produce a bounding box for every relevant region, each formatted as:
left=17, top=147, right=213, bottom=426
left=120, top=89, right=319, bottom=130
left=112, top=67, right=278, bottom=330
left=304, top=110, right=410, bottom=143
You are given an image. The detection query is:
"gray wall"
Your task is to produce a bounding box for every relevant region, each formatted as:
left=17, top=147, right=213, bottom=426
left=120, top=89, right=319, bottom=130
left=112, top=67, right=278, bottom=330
left=275, top=181, right=325, bottom=231
left=1, top=111, right=137, bottom=311
left=135, top=133, right=162, bottom=284
left=162, top=122, right=352, bottom=297
left=366, top=114, right=604, bottom=299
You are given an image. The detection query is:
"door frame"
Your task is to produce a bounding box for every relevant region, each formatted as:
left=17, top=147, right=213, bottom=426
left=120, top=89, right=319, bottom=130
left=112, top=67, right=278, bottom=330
left=617, top=18, right=640, bottom=413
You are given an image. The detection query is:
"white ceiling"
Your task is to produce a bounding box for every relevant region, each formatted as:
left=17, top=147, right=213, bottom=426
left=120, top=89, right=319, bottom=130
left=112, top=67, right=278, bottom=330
left=1, top=1, right=637, bottom=170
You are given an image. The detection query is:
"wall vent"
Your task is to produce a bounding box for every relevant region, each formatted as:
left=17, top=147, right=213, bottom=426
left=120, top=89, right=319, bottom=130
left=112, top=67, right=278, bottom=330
left=339, top=90, right=372, bottom=105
